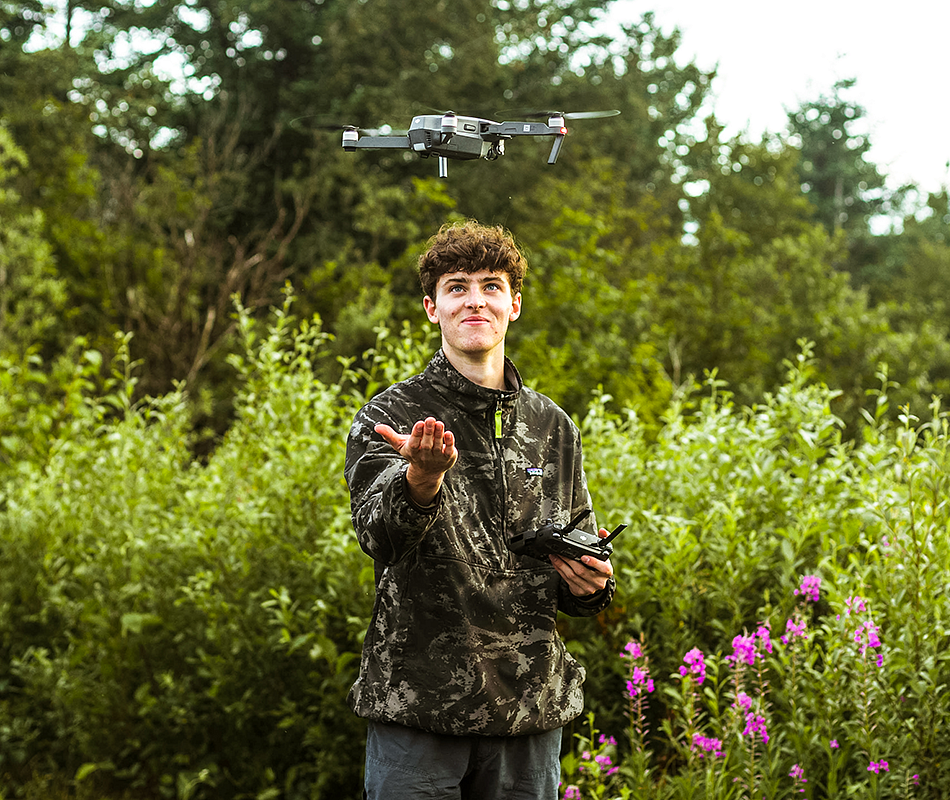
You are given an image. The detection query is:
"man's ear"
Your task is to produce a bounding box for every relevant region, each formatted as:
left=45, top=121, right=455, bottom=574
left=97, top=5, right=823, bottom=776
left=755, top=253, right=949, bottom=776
left=509, top=292, right=522, bottom=321
left=423, top=296, right=439, bottom=323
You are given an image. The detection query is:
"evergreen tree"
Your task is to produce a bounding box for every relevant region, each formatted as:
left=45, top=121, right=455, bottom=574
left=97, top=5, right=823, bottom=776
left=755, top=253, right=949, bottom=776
left=787, top=78, right=889, bottom=238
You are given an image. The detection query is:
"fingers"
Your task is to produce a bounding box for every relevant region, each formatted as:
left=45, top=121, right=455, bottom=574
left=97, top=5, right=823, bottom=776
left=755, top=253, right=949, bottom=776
left=375, top=418, right=458, bottom=470
left=374, top=423, right=407, bottom=451
left=408, top=418, right=456, bottom=461
left=550, top=552, right=613, bottom=597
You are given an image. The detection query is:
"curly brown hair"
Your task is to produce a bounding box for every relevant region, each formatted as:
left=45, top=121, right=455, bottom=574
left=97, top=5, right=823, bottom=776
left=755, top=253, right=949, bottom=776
left=418, top=221, right=527, bottom=300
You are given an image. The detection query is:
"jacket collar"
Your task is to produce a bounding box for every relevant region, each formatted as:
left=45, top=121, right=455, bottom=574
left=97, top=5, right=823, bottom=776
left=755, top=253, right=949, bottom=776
left=424, top=348, right=522, bottom=414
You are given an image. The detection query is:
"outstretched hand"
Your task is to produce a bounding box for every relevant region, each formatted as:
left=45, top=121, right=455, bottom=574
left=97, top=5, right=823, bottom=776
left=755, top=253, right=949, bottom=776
left=375, top=417, right=458, bottom=506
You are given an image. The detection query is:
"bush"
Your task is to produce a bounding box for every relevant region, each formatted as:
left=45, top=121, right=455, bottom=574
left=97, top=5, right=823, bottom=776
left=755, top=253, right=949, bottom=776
left=2, top=314, right=948, bottom=799
left=564, top=350, right=950, bottom=798
left=1, top=297, right=377, bottom=798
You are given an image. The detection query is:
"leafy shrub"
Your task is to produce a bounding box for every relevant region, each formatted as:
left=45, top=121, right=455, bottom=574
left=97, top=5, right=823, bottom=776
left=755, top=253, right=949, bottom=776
left=1, top=297, right=379, bottom=798
left=3, top=315, right=949, bottom=799
left=564, top=349, right=950, bottom=798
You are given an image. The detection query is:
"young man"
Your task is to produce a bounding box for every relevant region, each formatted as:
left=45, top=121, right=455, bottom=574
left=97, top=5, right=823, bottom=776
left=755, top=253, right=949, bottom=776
left=344, top=221, right=616, bottom=800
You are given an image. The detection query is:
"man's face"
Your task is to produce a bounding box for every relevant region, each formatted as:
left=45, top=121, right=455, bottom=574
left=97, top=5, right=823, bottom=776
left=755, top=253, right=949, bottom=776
left=423, top=270, right=522, bottom=361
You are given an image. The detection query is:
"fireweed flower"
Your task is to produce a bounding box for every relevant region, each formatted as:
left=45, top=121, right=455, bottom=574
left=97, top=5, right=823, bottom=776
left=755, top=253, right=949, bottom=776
left=692, top=733, right=724, bottom=758
left=735, top=691, right=754, bottom=711
left=756, top=623, right=773, bottom=655
left=743, top=713, right=769, bottom=744
left=781, top=616, right=808, bottom=645
left=830, top=739, right=839, bottom=749
left=794, top=575, right=821, bottom=603
left=622, top=641, right=643, bottom=659
left=727, top=624, right=773, bottom=666
left=854, top=620, right=884, bottom=665
left=563, top=785, right=581, bottom=800
left=728, top=633, right=757, bottom=666
left=595, top=753, right=618, bottom=774
left=839, top=595, right=867, bottom=619
left=627, top=666, right=655, bottom=698
left=680, top=647, right=707, bottom=684
left=868, top=760, right=890, bottom=773
left=789, top=763, right=808, bottom=792
left=622, top=641, right=655, bottom=698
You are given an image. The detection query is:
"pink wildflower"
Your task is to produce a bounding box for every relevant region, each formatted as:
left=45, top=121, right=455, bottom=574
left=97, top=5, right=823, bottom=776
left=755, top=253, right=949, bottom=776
left=854, top=620, right=883, bottom=664
left=789, top=763, right=808, bottom=791
left=622, top=641, right=643, bottom=659
left=692, top=733, right=724, bottom=758
left=728, top=633, right=757, bottom=666
left=781, top=616, right=808, bottom=645
left=756, top=623, right=773, bottom=654
left=743, top=713, right=769, bottom=744
left=679, top=647, right=706, bottom=684
left=794, top=575, right=821, bottom=603
left=845, top=595, right=867, bottom=615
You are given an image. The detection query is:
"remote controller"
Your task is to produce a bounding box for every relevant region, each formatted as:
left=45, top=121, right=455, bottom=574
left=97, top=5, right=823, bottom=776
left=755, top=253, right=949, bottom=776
left=507, top=509, right=626, bottom=562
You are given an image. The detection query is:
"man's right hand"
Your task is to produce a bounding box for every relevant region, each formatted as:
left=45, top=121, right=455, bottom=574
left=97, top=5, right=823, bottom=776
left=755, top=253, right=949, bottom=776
left=375, top=417, right=458, bottom=507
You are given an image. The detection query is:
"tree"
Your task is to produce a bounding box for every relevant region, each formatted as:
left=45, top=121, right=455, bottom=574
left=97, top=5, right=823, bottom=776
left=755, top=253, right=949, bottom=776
left=787, top=78, right=890, bottom=238
left=0, top=125, right=67, bottom=354
left=685, top=122, right=816, bottom=250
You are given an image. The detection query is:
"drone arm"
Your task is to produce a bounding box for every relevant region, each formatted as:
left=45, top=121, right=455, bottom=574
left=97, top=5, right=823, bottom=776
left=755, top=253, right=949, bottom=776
left=488, top=121, right=557, bottom=136
left=344, top=135, right=411, bottom=152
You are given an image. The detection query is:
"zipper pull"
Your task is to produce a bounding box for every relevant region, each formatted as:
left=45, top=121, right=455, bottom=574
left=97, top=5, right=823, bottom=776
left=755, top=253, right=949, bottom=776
left=494, top=406, right=503, bottom=439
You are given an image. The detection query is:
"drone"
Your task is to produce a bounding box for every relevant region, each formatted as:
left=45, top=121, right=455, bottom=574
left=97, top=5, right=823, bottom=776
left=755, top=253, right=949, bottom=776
left=341, top=109, right=620, bottom=177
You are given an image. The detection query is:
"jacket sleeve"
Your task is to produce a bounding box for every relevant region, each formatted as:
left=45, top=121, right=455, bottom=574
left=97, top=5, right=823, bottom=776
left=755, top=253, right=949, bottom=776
left=344, top=403, right=442, bottom=566
left=556, top=431, right=617, bottom=617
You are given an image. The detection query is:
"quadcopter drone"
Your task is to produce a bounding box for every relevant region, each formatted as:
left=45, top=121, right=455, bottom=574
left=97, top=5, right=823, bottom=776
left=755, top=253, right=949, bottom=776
left=341, top=109, right=620, bottom=177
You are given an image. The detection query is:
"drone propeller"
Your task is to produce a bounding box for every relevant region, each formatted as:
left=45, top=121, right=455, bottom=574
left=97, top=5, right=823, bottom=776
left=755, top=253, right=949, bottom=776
left=296, top=116, right=409, bottom=137
left=498, top=108, right=621, bottom=121
left=315, top=124, right=408, bottom=137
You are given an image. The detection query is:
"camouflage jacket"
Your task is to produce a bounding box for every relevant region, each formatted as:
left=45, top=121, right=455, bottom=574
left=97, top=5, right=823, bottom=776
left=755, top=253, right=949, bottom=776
left=344, top=348, right=615, bottom=737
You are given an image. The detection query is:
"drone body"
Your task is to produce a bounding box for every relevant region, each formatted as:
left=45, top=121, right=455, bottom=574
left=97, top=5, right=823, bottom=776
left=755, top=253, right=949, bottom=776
left=342, top=109, right=619, bottom=177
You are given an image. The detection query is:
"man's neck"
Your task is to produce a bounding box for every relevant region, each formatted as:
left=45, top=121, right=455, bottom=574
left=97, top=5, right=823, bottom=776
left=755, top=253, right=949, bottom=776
left=443, top=346, right=508, bottom=390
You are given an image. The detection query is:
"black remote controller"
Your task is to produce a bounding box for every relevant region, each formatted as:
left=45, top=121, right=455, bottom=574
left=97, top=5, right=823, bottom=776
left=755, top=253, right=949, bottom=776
left=507, top=509, right=626, bottom=562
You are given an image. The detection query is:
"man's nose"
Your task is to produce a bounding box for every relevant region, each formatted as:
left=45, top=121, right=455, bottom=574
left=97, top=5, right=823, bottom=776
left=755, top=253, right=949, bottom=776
left=466, top=289, right=486, bottom=308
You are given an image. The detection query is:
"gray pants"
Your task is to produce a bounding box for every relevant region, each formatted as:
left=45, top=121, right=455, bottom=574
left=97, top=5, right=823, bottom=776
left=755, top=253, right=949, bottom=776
left=363, top=720, right=563, bottom=800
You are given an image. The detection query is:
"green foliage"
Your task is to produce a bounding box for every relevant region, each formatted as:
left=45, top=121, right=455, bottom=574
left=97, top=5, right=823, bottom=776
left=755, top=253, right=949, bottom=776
left=0, top=124, right=67, bottom=354
left=3, top=321, right=950, bottom=798
left=4, top=0, right=950, bottom=792
left=1, top=298, right=369, bottom=798
left=787, top=78, right=892, bottom=237
left=568, top=347, right=950, bottom=798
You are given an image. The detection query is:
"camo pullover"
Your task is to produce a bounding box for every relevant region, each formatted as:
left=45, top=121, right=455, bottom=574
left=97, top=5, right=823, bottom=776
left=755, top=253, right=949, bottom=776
left=344, top=348, right=615, bottom=737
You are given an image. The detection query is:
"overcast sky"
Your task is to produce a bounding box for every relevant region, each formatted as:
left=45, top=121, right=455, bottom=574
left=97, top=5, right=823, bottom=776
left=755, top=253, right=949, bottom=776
left=606, top=1, right=950, bottom=200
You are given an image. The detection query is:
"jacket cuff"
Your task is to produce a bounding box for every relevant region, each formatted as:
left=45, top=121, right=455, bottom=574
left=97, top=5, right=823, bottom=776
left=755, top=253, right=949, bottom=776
left=572, top=576, right=615, bottom=613
left=401, top=471, right=442, bottom=514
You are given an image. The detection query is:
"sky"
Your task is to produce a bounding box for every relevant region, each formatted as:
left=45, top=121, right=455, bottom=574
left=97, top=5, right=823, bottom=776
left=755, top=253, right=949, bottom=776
left=606, top=0, right=950, bottom=201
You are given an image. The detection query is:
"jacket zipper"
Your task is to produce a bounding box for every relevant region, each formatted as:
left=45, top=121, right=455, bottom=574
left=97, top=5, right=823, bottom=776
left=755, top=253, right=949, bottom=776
left=493, top=401, right=507, bottom=540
